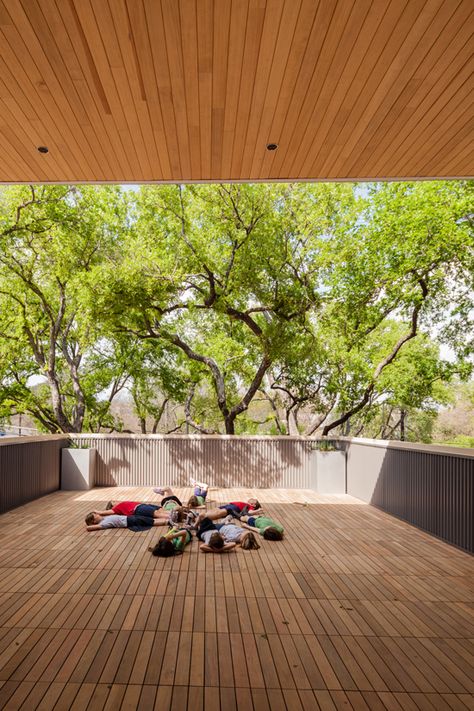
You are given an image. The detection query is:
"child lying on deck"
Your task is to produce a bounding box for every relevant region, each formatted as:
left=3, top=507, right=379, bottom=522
left=186, top=478, right=209, bottom=508
left=149, top=527, right=193, bottom=557
left=240, top=514, right=284, bottom=540
left=218, top=498, right=263, bottom=517
left=196, top=516, right=260, bottom=552
left=149, top=486, right=192, bottom=524
left=196, top=499, right=264, bottom=525
left=92, top=500, right=166, bottom=519
left=85, top=511, right=167, bottom=532
left=152, top=486, right=184, bottom=511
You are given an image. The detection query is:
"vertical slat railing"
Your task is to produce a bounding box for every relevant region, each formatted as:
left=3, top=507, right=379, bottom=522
left=344, top=438, right=473, bottom=553
left=69, top=434, right=315, bottom=489
left=0, top=436, right=69, bottom=514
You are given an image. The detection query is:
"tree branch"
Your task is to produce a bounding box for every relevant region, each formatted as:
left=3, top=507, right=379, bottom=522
left=322, top=278, right=429, bottom=435
left=184, top=384, right=215, bottom=434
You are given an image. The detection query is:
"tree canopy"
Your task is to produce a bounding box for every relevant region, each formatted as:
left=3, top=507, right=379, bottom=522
left=0, top=180, right=472, bottom=437
left=0, top=185, right=131, bottom=432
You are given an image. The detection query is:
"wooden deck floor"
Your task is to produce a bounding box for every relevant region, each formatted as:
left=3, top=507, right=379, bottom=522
left=0, top=486, right=472, bottom=711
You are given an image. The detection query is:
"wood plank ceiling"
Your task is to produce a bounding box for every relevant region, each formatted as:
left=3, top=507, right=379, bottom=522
left=0, top=0, right=472, bottom=183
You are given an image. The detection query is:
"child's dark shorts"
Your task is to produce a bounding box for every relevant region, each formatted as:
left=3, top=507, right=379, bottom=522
left=161, top=495, right=182, bottom=507
left=218, top=504, right=241, bottom=517
left=134, top=504, right=161, bottom=517
left=126, top=514, right=155, bottom=532
left=197, top=517, right=217, bottom=540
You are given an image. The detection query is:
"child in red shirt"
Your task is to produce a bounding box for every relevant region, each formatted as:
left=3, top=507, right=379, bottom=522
left=92, top=501, right=168, bottom=519
left=196, top=499, right=264, bottom=524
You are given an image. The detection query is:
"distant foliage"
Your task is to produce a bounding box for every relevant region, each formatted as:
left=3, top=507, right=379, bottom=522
left=433, top=381, right=474, bottom=447
left=438, top=435, right=474, bottom=449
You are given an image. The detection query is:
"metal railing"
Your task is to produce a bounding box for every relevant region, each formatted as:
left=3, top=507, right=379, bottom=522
left=0, top=435, right=69, bottom=514
left=69, top=434, right=316, bottom=489
left=343, top=438, right=473, bottom=553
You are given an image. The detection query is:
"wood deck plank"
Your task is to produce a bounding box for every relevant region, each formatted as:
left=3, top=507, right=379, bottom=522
left=0, top=486, right=472, bottom=711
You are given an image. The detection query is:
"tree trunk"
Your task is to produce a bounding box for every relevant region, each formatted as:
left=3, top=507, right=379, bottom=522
left=224, top=416, right=235, bottom=434
left=400, top=409, right=406, bottom=441
left=287, top=410, right=299, bottom=436
left=47, top=372, right=74, bottom=432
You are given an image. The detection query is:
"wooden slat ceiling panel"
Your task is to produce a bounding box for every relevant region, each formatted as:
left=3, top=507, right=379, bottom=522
left=0, top=0, right=472, bottom=183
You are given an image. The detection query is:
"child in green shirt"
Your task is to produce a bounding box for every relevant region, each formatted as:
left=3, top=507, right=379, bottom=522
left=240, top=514, right=284, bottom=540
left=149, top=527, right=192, bottom=557
left=187, top=477, right=209, bottom=508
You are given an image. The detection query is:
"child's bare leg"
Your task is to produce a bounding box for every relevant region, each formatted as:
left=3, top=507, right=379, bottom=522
left=195, top=481, right=209, bottom=491
left=153, top=486, right=174, bottom=495
left=197, top=508, right=227, bottom=523
left=152, top=518, right=168, bottom=527
left=154, top=509, right=171, bottom=519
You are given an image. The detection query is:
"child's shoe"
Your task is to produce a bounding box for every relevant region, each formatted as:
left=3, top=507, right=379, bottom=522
left=153, top=487, right=165, bottom=495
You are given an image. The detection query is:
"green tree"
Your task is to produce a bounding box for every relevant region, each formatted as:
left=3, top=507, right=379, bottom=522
left=0, top=185, right=130, bottom=432
left=316, top=180, right=473, bottom=435
left=123, top=340, right=188, bottom=433
left=1, top=180, right=471, bottom=438
left=90, top=182, right=357, bottom=434
left=434, top=380, right=474, bottom=446
left=343, top=328, right=454, bottom=441
left=89, top=180, right=473, bottom=436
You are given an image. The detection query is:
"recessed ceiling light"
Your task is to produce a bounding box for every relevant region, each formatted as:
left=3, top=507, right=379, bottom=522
left=266, top=143, right=278, bottom=151
left=37, top=146, right=49, bottom=154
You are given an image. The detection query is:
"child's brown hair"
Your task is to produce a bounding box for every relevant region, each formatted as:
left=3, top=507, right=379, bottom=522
left=150, top=538, right=181, bottom=557
left=241, top=532, right=260, bottom=550
left=263, top=527, right=283, bottom=541
left=187, top=495, right=199, bottom=508
left=209, top=532, right=224, bottom=550
left=85, top=512, right=96, bottom=526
